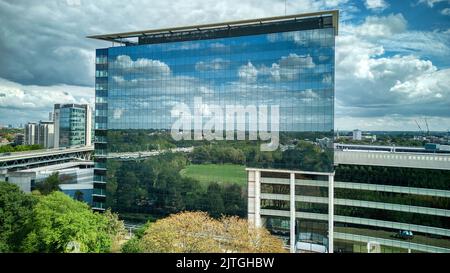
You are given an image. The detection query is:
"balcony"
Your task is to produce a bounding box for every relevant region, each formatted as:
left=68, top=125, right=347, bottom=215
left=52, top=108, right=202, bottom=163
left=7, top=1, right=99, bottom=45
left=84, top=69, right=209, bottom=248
left=93, top=188, right=106, bottom=196
left=92, top=202, right=106, bottom=210
left=94, top=162, right=107, bottom=169
left=94, top=175, right=107, bottom=183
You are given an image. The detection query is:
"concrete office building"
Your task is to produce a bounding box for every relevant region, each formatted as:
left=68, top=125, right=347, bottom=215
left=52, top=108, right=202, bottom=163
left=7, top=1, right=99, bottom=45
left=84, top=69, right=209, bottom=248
left=6, top=161, right=94, bottom=204
left=25, top=122, right=38, bottom=145
left=249, top=144, right=450, bottom=253
left=38, top=121, right=55, bottom=148
left=24, top=121, right=55, bottom=148
left=352, top=129, right=362, bottom=141
left=54, top=104, right=92, bottom=148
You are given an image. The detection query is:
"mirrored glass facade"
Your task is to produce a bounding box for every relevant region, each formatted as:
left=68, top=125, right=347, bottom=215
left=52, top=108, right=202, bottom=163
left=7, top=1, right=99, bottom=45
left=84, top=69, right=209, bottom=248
left=93, top=14, right=336, bottom=223
left=55, top=104, right=91, bottom=148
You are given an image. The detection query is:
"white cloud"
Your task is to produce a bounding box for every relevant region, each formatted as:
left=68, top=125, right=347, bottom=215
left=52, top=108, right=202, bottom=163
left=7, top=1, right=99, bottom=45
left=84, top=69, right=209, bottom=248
left=441, top=8, right=450, bottom=15
left=195, top=58, right=230, bottom=71
left=238, top=62, right=258, bottom=82
left=348, top=13, right=407, bottom=39
left=365, top=0, right=389, bottom=10
left=0, top=78, right=92, bottom=110
left=0, top=77, right=93, bottom=124
left=112, top=55, right=171, bottom=77
left=336, top=115, right=450, bottom=131
left=418, top=0, right=450, bottom=7
left=236, top=54, right=317, bottom=83
left=335, top=13, right=450, bottom=130
left=275, top=54, right=315, bottom=81
left=268, top=28, right=334, bottom=47
left=378, top=30, right=450, bottom=58
left=390, top=68, right=450, bottom=100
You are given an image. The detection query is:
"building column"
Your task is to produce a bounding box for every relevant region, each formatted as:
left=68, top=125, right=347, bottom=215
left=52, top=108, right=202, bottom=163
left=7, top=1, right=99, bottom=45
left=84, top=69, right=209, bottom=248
left=328, top=173, right=334, bottom=253
left=290, top=172, right=296, bottom=253
left=254, top=170, right=261, bottom=228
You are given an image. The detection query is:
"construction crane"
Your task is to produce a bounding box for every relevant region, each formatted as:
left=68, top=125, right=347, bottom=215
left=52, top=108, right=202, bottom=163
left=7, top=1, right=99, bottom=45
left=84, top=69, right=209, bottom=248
left=424, top=118, right=430, bottom=136
left=415, top=120, right=423, bottom=135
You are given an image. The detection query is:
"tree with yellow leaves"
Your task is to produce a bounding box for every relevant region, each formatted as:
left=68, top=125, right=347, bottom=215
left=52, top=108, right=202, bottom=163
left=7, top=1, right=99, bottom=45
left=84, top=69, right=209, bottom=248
left=135, top=211, right=286, bottom=253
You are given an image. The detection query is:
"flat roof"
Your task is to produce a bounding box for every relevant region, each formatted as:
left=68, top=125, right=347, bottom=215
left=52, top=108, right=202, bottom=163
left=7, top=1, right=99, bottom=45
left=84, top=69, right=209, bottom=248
left=16, top=161, right=94, bottom=172
left=87, top=10, right=338, bottom=44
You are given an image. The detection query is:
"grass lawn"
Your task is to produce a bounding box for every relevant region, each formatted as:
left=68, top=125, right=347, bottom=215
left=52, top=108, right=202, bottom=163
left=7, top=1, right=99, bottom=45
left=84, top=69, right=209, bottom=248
left=180, top=163, right=247, bottom=186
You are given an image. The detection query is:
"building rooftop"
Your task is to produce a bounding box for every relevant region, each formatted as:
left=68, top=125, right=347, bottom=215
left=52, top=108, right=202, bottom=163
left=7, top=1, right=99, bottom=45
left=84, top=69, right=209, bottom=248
left=16, top=161, right=94, bottom=173
left=87, top=10, right=339, bottom=45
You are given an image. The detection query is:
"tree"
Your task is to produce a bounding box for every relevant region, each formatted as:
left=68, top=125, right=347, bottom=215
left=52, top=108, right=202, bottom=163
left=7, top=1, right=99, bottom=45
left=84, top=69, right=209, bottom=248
left=22, top=192, right=116, bottom=253
left=218, top=216, right=286, bottom=253
left=36, top=172, right=60, bottom=195
left=135, top=211, right=286, bottom=253
left=204, top=183, right=225, bottom=218
left=223, top=184, right=245, bottom=217
left=0, top=181, right=36, bottom=252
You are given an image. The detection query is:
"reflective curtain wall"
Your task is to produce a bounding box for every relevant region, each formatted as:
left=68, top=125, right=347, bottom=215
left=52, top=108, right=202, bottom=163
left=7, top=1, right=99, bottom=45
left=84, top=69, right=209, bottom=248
left=94, top=23, right=335, bottom=219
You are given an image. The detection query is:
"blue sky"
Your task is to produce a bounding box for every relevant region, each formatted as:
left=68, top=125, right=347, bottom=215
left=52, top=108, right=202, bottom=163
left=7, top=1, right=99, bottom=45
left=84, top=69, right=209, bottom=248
left=0, top=0, right=449, bottom=131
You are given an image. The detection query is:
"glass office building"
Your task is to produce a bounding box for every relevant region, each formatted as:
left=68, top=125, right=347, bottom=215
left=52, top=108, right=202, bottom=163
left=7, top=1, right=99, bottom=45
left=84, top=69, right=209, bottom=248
left=90, top=10, right=450, bottom=254
left=54, top=104, right=92, bottom=148
left=91, top=11, right=338, bottom=216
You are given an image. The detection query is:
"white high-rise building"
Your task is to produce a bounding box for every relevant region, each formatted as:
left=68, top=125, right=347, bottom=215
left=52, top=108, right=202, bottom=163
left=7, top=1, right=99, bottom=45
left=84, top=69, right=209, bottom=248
left=38, top=121, right=54, bottom=148
left=25, top=121, right=55, bottom=148
left=352, top=129, right=362, bottom=141
left=24, top=122, right=37, bottom=145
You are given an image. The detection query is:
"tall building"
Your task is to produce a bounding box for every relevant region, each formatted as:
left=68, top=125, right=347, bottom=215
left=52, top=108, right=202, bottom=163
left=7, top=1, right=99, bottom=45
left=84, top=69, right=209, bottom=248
left=37, top=121, right=54, bottom=148
left=250, top=144, right=450, bottom=253
left=24, top=121, right=54, bottom=148
left=54, top=104, right=92, bottom=148
left=24, top=122, right=38, bottom=145
left=352, top=129, right=362, bottom=141
left=89, top=10, right=337, bottom=247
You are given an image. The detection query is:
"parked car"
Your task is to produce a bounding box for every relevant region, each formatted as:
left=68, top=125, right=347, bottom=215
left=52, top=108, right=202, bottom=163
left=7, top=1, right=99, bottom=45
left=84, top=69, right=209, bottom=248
left=394, top=230, right=414, bottom=240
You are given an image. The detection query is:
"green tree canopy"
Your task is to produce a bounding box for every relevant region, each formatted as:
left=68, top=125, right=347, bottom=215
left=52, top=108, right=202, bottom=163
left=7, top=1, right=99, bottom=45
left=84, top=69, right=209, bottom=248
left=22, top=192, right=117, bottom=253
left=0, top=181, right=36, bottom=252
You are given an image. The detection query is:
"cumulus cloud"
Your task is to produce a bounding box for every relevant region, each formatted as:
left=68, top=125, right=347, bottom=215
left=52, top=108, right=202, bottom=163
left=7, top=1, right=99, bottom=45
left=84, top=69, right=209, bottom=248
left=390, top=68, right=450, bottom=99
left=0, top=77, right=93, bottom=124
left=238, top=62, right=258, bottom=82
left=0, top=0, right=354, bottom=87
left=418, top=0, right=450, bottom=7
left=335, top=13, right=450, bottom=130
left=365, top=0, right=389, bottom=10
left=195, top=58, right=230, bottom=71
left=243, top=54, right=316, bottom=82
left=349, top=13, right=407, bottom=39
left=441, top=8, right=450, bottom=15
left=112, top=55, right=171, bottom=77
left=274, top=54, right=315, bottom=81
